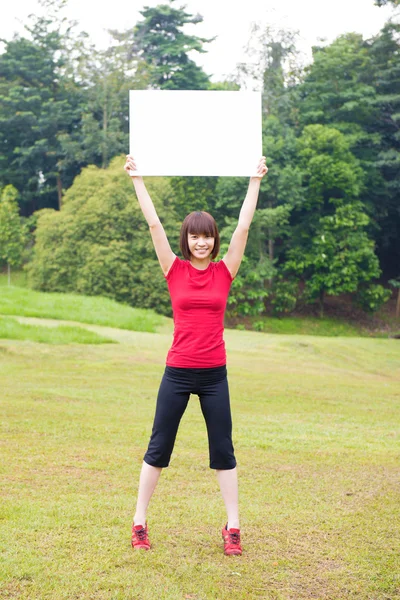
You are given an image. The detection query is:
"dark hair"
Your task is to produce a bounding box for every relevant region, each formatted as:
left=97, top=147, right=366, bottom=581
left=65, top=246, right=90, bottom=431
left=180, top=211, right=220, bottom=260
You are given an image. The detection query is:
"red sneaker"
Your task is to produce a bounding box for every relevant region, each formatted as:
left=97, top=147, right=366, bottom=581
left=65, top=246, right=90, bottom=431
left=131, top=523, right=151, bottom=550
left=222, top=524, right=242, bottom=556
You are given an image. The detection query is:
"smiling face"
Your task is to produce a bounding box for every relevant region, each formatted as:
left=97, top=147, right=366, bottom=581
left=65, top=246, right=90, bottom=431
left=187, top=233, right=215, bottom=261
left=179, top=211, right=220, bottom=261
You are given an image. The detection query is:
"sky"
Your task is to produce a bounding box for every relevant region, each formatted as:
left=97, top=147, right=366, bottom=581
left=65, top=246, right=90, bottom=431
left=0, top=0, right=397, bottom=82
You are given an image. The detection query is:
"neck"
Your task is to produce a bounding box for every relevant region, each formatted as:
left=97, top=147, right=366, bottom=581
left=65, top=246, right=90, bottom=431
left=190, top=257, right=211, bottom=270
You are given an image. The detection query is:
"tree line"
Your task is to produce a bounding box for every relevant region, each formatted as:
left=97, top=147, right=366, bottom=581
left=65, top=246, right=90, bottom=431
left=0, top=0, right=399, bottom=318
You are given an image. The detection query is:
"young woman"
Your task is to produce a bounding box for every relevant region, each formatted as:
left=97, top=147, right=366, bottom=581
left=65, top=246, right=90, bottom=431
left=124, top=154, right=268, bottom=555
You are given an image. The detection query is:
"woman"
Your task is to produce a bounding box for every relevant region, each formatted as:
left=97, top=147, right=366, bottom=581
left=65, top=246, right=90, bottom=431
left=124, top=154, right=268, bottom=555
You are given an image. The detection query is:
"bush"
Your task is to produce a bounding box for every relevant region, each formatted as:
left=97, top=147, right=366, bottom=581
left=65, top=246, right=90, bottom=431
left=354, top=284, right=391, bottom=313
left=271, top=278, right=299, bottom=315
left=27, top=157, right=180, bottom=315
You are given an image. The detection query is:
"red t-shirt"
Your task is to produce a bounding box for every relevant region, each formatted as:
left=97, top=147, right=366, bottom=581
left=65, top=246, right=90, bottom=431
left=165, top=256, right=234, bottom=368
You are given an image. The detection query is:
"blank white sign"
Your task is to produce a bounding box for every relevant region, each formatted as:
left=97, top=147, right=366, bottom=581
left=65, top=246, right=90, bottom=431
left=129, top=90, right=262, bottom=177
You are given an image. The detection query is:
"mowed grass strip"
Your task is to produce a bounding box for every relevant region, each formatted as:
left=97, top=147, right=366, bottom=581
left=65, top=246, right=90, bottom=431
left=0, top=315, right=114, bottom=344
left=252, top=315, right=365, bottom=337
left=1, top=332, right=399, bottom=600
left=0, top=284, right=169, bottom=333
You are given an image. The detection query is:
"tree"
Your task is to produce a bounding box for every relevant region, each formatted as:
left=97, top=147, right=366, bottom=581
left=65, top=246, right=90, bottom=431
left=236, top=24, right=302, bottom=124
left=284, top=124, right=387, bottom=315
left=298, top=29, right=400, bottom=279
left=132, top=2, right=212, bottom=90
left=388, top=278, right=400, bottom=318
left=27, top=157, right=180, bottom=315
left=286, top=203, right=388, bottom=316
left=0, top=186, right=26, bottom=285
left=58, top=29, right=150, bottom=172
left=0, top=3, right=86, bottom=214
left=213, top=116, right=303, bottom=316
left=368, top=23, right=400, bottom=277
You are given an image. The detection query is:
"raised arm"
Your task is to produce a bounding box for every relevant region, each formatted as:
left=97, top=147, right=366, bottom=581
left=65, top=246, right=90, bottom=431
left=124, top=155, right=176, bottom=275
left=222, top=157, right=268, bottom=278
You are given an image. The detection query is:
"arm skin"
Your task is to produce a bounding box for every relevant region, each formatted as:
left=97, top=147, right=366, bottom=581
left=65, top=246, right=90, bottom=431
left=124, top=155, right=176, bottom=275
left=222, top=157, right=268, bottom=278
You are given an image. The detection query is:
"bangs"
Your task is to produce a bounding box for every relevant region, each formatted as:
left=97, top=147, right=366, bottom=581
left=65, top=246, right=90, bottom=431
left=180, top=211, right=220, bottom=260
left=185, top=211, right=218, bottom=237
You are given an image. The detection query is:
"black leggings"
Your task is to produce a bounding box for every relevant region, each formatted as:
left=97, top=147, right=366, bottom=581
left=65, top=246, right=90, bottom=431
left=143, top=365, right=237, bottom=470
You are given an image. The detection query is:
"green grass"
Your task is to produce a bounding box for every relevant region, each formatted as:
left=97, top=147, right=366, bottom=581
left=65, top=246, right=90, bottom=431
left=0, top=269, right=27, bottom=288
left=0, top=285, right=169, bottom=333
left=0, top=316, right=114, bottom=344
left=245, top=315, right=364, bottom=337
left=1, top=330, right=399, bottom=599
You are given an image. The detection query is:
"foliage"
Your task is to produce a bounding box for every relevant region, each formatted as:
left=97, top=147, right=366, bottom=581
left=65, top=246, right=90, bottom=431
left=368, top=22, right=400, bottom=276
left=225, top=252, right=271, bottom=317
left=0, top=185, right=26, bottom=273
left=298, top=28, right=400, bottom=277
left=58, top=29, right=150, bottom=173
left=27, top=156, right=180, bottom=315
left=286, top=203, right=384, bottom=315
left=236, top=23, right=302, bottom=121
left=133, top=3, right=212, bottom=90
left=0, top=13, right=83, bottom=213
left=1, top=5, right=398, bottom=318
left=270, top=278, right=299, bottom=315
left=354, top=283, right=391, bottom=312
left=215, top=116, right=302, bottom=317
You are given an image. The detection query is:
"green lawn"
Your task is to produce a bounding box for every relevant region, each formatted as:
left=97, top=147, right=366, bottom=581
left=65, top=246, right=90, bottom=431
left=0, top=315, right=115, bottom=344
left=1, top=329, right=399, bottom=599
left=0, top=284, right=169, bottom=333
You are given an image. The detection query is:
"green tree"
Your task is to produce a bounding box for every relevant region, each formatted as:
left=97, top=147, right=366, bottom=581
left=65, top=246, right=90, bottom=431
left=213, top=116, right=302, bottom=317
left=28, top=157, right=180, bottom=315
left=0, top=185, right=26, bottom=285
left=58, top=29, right=150, bottom=172
left=298, top=29, right=400, bottom=278
left=285, top=125, right=387, bottom=315
left=0, top=0, right=94, bottom=214
left=132, top=2, right=212, bottom=90
left=369, top=23, right=400, bottom=277
left=129, top=2, right=216, bottom=232
left=298, top=34, right=377, bottom=130
left=297, top=34, right=383, bottom=224
left=286, top=203, right=388, bottom=316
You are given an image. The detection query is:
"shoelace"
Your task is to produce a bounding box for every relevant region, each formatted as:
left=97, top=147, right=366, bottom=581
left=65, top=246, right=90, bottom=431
left=228, top=531, right=240, bottom=545
left=135, top=527, right=147, bottom=541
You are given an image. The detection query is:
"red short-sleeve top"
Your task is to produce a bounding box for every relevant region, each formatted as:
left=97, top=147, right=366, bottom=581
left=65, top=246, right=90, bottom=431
left=164, top=256, right=234, bottom=368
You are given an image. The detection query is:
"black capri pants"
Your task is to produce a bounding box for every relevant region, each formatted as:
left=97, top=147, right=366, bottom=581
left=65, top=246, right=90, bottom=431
left=144, top=365, right=237, bottom=470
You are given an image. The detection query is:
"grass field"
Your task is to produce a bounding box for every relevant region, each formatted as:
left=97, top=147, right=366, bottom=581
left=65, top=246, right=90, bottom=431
left=2, top=270, right=399, bottom=339
left=1, top=322, right=399, bottom=599
left=0, top=316, right=115, bottom=344
left=0, top=285, right=169, bottom=333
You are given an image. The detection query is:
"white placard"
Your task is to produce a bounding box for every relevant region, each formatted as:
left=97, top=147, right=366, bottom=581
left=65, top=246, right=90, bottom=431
left=129, top=90, right=262, bottom=177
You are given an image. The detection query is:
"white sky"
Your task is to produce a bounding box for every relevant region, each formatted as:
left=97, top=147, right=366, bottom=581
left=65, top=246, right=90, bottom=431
left=0, top=0, right=397, bottom=81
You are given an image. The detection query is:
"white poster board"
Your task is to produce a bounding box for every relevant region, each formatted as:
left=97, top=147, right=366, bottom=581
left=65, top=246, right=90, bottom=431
left=129, top=90, right=262, bottom=177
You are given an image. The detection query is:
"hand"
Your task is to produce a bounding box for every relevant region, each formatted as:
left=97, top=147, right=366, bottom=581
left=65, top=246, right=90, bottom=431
left=124, top=154, right=140, bottom=177
left=253, top=156, right=268, bottom=179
